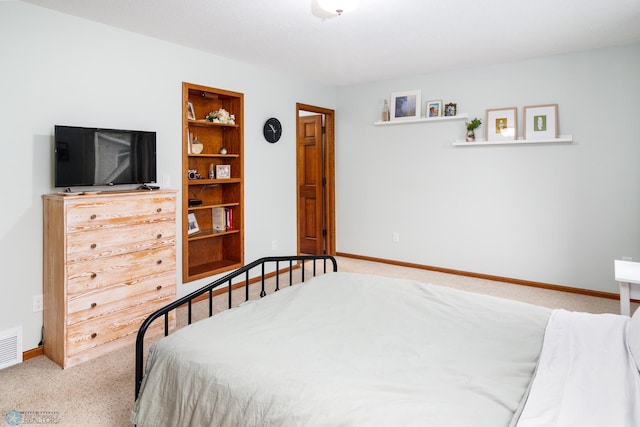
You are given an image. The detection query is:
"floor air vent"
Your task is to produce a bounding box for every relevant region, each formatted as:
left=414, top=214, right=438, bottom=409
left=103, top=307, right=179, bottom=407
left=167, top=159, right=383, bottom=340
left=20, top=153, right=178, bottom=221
left=0, top=327, right=22, bottom=370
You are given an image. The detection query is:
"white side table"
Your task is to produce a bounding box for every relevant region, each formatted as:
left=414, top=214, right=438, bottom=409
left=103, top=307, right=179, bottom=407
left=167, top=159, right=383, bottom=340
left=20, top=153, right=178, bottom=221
left=614, top=260, right=640, bottom=316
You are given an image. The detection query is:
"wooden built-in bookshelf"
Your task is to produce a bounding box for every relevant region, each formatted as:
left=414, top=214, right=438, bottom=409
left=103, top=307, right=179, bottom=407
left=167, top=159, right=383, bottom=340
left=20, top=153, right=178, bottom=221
left=182, top=82, right=244, bottom=282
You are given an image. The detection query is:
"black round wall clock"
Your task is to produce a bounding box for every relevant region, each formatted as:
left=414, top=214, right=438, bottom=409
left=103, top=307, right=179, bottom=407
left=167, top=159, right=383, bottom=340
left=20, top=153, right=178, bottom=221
left=263, top=117, right=282, bottom=143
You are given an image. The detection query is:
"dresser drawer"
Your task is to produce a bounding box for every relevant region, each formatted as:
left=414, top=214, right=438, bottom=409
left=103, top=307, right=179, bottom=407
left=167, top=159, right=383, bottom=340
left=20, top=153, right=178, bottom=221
left=66, top=195, right=176, bottom=233
left=66, top=221, right=175, bottom=264
left=66, top=245, right=176, bottom=296
left=64, top=312, right=176, bottom=368
left=67, top=272, right=175, bottom=324
left=66, top=293, right=174, bottom=357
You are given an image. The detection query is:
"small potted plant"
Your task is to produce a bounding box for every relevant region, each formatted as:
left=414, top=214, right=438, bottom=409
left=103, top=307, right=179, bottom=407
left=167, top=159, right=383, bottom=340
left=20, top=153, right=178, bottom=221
left=465, top=118, right=482, bottom=142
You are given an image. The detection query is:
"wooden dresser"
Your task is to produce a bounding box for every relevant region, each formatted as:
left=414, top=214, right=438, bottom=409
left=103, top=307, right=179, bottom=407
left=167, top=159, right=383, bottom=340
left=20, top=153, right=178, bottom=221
left=42, top=190, right=177, bottom=368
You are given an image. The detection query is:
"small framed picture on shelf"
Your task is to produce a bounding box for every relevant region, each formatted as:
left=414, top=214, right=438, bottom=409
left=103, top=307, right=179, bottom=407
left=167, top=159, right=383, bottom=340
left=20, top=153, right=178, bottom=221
left=425, top=100, right=443, bottom=117
left=187, top=101, right=196, bottom=120
left=187, top=212, right=200, bottom=235
left=216, top=164, right=231, bottom=179
left=486, top=107, right=517, bottom=141
left=444, top=103, right=457, bottom=117
left=391, top=90, right=421, bottom=120
left=523, top=104, right=558, bottom=140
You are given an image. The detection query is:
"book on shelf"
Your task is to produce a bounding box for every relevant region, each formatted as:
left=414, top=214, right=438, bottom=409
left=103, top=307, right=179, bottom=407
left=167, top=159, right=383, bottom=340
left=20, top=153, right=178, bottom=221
left=226, top=207, right=233, bottom=230
left=212, top=207, right=233, bottom=231
left=212, top=207, right=226, bottom=231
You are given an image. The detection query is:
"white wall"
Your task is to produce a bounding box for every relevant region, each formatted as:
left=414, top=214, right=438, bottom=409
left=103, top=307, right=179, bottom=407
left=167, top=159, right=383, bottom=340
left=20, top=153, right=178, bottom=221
left=335, top=44, right=640, bottom=294
left=0, top=2, right=335, bottom=350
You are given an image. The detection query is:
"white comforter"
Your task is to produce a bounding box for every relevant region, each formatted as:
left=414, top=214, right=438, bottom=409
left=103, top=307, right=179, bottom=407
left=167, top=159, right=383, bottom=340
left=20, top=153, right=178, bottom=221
left=132, top=272, right=552, bottom=427
left=516, top=309, right=640, bottom=426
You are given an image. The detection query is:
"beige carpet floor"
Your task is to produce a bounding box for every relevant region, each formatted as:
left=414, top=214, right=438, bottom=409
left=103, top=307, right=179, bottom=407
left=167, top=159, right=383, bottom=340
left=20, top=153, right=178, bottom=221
left=0, top=256, right=635, bottom=426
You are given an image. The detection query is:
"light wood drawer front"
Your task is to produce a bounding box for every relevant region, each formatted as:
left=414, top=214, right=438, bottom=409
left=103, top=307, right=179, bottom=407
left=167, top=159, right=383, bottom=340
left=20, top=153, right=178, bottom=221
left=67, top=273, right=175, bottom=323
left=66, top=221, right=175, bottom=264
left=64, top=313, right=176, bottom=368
left=66, top=195, right=176, bottom=233
left=66, top=294, right=174, bottom=357
left=67, top=246, right=175, bottom=296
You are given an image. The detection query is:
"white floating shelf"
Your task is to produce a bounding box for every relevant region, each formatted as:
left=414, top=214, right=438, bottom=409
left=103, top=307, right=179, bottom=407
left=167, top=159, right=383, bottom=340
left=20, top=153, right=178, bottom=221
left=374, top=113, right=468, bottom=126
left=452, top=135, right=573, bottom=146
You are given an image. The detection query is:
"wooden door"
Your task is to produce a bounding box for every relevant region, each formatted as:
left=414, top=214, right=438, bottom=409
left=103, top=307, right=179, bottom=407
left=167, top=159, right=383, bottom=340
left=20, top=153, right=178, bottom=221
left=297, top=114, right=324, bottom=254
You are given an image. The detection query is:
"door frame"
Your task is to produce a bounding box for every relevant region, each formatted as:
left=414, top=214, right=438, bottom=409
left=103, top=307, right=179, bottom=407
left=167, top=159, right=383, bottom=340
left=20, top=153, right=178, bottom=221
left=296, top=103, right=336, bottom=255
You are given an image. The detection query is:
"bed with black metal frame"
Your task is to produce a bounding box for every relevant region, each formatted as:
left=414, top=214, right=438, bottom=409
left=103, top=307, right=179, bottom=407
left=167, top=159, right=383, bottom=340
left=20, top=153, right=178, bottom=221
left=132, top=254, right=640, bottom=427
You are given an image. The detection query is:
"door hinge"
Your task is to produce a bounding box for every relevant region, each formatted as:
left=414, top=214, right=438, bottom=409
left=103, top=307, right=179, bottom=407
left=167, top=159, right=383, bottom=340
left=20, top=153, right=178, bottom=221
left=322, top=229, right=327, bottom=236
left=322, top=126, right=326, bottom=134
left=322, top=177, right=327, bottom=185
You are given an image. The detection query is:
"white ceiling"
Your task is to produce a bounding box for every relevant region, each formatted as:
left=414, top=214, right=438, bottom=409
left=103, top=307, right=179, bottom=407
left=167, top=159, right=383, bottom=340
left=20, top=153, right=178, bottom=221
left=21, top=0, right=640, bottom=86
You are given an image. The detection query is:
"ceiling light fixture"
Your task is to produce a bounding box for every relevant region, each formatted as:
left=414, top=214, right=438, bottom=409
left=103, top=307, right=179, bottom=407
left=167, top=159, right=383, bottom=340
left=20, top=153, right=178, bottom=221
left=316, top=0, right=359, bottom=16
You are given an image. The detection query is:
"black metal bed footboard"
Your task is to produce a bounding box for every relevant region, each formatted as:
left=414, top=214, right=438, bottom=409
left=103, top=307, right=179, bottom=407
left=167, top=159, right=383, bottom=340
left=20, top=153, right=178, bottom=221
left=135, top=255, right=338, bottom=398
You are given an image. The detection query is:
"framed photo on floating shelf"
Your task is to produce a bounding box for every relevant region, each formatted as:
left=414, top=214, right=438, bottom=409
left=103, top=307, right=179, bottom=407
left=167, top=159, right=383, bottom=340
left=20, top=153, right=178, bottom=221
left=486, top=107, right=517, bottom=141
left=426, top=100, right=443, bottom=117
left=444, top=103, right=457, bottom=117
left=523, top=104, right=558, bottom=140
left=390, top=90, right=421, bottom=120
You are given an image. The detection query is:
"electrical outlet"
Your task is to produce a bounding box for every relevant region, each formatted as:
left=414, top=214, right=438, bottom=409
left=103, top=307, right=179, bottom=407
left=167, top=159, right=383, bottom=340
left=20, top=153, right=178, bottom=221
left=162, top=175, right=171, bottom=188
left=393, top=232, right=400, bottom=243
left=33, top=294, right=43, bottom=313
left=271, top=240, right=278, bottom=250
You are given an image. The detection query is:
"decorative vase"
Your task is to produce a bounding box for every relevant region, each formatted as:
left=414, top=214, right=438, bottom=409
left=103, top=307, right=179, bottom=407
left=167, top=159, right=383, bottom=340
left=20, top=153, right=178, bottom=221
left=191, top=137, right=204, bottom=154
left=381, top=99, right=390, bottom=122
left=466, top=130, right=475, bottom=142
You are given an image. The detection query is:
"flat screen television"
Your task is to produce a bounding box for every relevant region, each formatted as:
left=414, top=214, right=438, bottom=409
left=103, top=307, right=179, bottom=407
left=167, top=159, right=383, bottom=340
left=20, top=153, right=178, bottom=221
left=54, top=125, right=157, bottom=189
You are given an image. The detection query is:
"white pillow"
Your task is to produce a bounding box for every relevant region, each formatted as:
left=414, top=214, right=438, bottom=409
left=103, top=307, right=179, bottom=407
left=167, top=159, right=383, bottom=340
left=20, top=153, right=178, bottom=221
left=629, top=307, right=640, bottom=371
